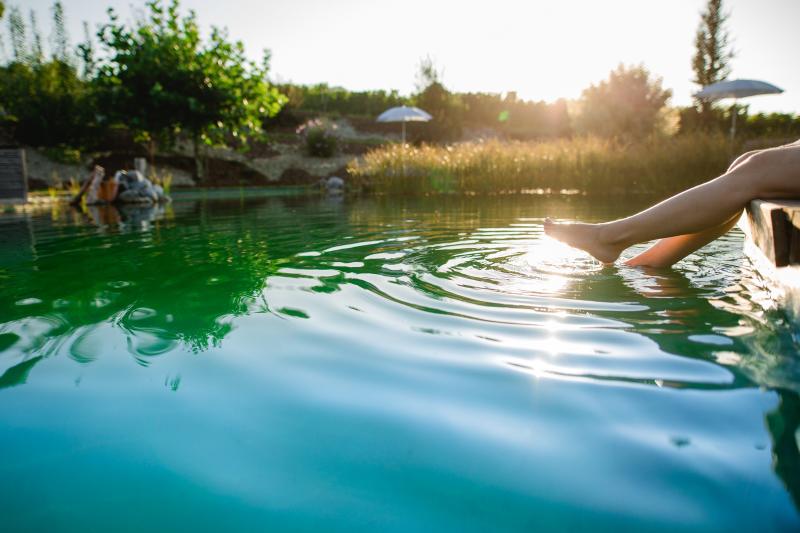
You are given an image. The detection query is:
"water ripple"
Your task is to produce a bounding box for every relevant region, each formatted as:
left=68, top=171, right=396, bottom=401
left=1, top=195, right=799, bottom=530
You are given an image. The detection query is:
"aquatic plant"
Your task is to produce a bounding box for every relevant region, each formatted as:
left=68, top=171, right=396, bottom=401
left=348, top=134, right=734, bottom=196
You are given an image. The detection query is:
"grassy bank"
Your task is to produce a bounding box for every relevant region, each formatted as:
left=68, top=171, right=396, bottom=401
left=348, top=134, right=735, bottom=196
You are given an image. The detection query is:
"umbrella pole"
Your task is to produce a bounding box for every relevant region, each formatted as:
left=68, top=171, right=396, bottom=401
left=400, top=121, right=406, bottom=178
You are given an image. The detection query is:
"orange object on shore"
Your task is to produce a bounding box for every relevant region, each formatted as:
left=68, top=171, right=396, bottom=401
left=98, top=180, right=119, bottom=203
left=70, top=165, right=104, bottom=206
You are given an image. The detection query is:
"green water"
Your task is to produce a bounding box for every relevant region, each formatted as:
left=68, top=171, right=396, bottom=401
left=1, top=194, right=798, bottom=532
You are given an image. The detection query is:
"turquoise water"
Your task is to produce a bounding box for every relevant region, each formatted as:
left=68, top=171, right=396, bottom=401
left=1, top=194, right=798, bottom=531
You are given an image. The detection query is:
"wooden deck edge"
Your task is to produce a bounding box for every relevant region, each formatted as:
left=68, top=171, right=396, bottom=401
left=739, top=199, right=800, bottom=320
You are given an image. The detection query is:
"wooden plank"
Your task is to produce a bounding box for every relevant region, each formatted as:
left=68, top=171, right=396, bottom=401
left=0, top=148, right=28, bottom=203
left=743, top=200, right=800, bottom=266
left=740, top=200, right=800, bottom=320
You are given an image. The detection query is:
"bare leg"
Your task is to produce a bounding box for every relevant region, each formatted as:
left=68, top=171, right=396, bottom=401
left=624, top=212, right=741, bottom=267
left=623, top=153, right=755, bottom=267
left=545, top=144, right=800, bottom=264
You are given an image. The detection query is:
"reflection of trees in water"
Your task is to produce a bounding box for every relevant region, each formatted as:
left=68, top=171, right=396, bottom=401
left=614, top=264, right=800, bottom=514
left=0, top=195, right=352, bottom=361
left=347, top=194, right=624, bottom=231
left=767, top=389, right=800, bottom=511
left=0, top=356, right=43, bottom=389
left=2, top=193, right=798, bottom=509
left=611, top=260, right=800, bottom=392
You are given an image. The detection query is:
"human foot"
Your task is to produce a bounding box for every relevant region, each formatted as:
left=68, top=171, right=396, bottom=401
left=543, top=218, right=626, bottom=264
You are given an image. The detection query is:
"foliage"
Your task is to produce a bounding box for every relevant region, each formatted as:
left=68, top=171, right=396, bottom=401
left=277, top=83, right=572, bottom=142
left=276, top=83, right=408, bottom=118
left=28, top=10, right=43, bottom=63
left=42, top=145, right=82, bottom=164
left=574, top=64, right=672, bottom=139
left=93, top=0, right=286, bottom=169
left=413, top=81, right=464, bottom=142
left=149, top=168, right=173, bottom=194
left=742, top=112, right=800, bottom=139
left=679, top=106, right=800, bottom=139
left=348, top=134, right=732, bottom=196
left=415, top=55, right=442, bottom=92
left=0, top=2, right=98, bottom=149
left=7, top=6, right=26, bottom=62
left=296, top=118, right=339, bottom=157
left=412, top=56, right=463, bottom=142
left=77, top=21, right=96, bottom=79
left=50, top=1, right=71, bottom=65
left=677, top=105, right=729, bottom=135
left=692, top=0, right=734, bottom=121
left=461, top=92, right=571, bottom=139
left=0, top=60, right=97, bottom=147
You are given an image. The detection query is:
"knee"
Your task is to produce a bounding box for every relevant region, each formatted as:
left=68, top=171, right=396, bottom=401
left=736, top=149, right=777, bottom=175
left=728, top=149, right=760, bottom=171
left=726, top=150, right=774, bottom=197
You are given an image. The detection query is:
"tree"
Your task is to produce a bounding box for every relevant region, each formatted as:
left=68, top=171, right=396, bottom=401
left=77, top=21, right=96, bottom=79
left=0, top=60, right=96, bottom=148
left=8, top=6, right=26, bottom=63
left=415, top=55, right=442, bottom=93
left=94, top=0, right=286, bottom=178
left=50, top=1, right=71, bottom=64
left=0, top=2, right=97, bottom=149
left=0, top=2, right=4, bottom=59
left=413, top=56, right=463, bottom=142
left=692, top=0, right=734, bottom=120
left=575, top=64, right=672, bottom=139
left=28, top=10, right=43, bottom=64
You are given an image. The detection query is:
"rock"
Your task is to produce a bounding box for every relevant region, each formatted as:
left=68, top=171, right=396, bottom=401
left=114, top=169, right=169, bottom=204
left=314, top=176, right=345, bottom=196
left=325, top=176, right=345, bottom=193
left=24, top=148, right=88, bottom=188
left=117, top=189, right=154, bottom=204
left=152, top=184, right=168, bottom=203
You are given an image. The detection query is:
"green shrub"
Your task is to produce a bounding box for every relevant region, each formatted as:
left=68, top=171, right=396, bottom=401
left=297, top=119, right=338, bottom=157
left=0, top=61, right=99, bottom=149
left=277, top=83, right=408, bottom=117
left=42, top=145, right=82, bottom=164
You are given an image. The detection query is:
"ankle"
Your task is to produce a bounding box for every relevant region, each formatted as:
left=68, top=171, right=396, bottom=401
left=597, top=222, right=629, bottom=248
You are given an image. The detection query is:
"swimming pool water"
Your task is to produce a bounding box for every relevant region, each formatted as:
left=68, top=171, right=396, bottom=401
left=1, top=194, right=798, bottom=531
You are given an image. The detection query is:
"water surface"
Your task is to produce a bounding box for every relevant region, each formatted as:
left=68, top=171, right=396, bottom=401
left=1, top=194, right=799, bottom=531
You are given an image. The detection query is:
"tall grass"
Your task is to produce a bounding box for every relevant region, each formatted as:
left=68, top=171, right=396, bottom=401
left=67, top=177, right=81, bottom=197
left=348, top=134, right=734, bottom=196
left=149, top=168, right=174, bottom=195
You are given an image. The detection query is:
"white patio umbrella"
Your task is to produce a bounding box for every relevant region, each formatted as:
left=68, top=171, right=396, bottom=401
left=694, top=79, right=784, bottom=141
left=376, top=106, right=432, bottom=144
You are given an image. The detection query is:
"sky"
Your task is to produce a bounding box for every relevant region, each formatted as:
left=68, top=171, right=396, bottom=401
left=12, top=0, right=800, bottom=113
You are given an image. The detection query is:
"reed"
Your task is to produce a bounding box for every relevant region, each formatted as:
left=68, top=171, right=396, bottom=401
left=67, top=177, right=81, bottom=197
left=149, top=168, right=174, bottom=195
left=348, top=134, right=734, bottom=196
